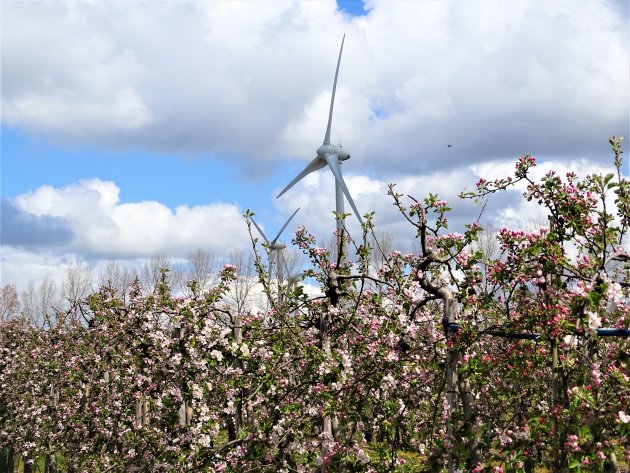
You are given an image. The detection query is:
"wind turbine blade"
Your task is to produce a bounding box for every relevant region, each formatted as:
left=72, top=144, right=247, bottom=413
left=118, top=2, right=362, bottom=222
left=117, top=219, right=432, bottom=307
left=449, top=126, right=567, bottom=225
left=324, top=153, right=363, bottom=225
left=250, top=217, right=269, bottom=243
left=270, top=207, right=300, bottom=246
left=323, top=34, right=345, bottom=145
left=276, top=157, right=326, bottom=198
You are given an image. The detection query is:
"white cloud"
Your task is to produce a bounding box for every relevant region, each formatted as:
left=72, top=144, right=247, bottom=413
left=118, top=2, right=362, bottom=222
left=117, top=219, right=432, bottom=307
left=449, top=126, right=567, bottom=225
left=0, top=247, right=68, bottom=291
left=7, top=87, right=153, bottom=135
left=273, top=157, right=623, bottom=250
left=2, top=156, right=623, bottom=291
left=471, top=158, right=623, bottom=230
left=273, top=163, right=481, bottom=250
left=9, top=179, right=251, bottom=259
left=1, top=2, right=152, bottom=137
left=1, top=1, right=626, bottom=169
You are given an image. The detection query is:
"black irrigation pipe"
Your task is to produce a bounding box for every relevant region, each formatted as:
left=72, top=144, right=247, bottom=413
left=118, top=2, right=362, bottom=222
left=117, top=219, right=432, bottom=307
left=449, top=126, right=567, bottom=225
left=447, top=323, right=630, bottom=340
left=485, top=330, right=541, bottom=340
left=592, top=328, right=630, bottom=337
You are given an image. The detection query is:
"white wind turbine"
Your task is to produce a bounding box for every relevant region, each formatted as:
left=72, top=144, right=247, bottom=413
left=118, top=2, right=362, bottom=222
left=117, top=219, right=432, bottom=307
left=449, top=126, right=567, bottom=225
left=276, top=35, right=361, bottom=459
left=251, top=207, right=300, bottom=301
left=277, top=34, right=362, bottom=235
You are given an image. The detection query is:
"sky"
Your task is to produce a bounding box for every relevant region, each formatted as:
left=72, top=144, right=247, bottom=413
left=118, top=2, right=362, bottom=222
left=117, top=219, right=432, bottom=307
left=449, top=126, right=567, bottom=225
left=1, top=0, right=628, bottom=292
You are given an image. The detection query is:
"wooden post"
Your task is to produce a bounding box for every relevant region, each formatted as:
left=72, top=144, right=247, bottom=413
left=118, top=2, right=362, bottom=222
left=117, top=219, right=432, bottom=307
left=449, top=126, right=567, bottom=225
left=135, top=397, right=142, bottom=429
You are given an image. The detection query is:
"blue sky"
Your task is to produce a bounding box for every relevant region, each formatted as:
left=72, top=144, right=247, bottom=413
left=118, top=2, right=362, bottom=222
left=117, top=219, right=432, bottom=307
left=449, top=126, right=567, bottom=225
left=2, top=125, right=267, bottom=209
left=1, top=0, right=628, bottom=290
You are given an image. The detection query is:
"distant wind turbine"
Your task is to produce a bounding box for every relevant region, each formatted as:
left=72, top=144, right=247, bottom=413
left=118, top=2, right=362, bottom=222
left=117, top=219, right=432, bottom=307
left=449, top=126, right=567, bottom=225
left=277, top=34, right=362, bottom=235
left=251, top=207, right=300, bottom=301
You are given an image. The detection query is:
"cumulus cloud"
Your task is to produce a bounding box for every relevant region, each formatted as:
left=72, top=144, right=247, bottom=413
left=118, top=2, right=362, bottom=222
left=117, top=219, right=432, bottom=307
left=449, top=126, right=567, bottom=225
left=471, top=158, right=623, bottom=230
left=1, top=2, right=152, bottom=138
left=1, top=155, right=622, bottom=290
left=1, top=0, right=626, bottom=172
left=0, top=247, right=68, bottom=290
left=0, top=199, right=74, bottom=247
left=8, top=179, right=251, bottom=259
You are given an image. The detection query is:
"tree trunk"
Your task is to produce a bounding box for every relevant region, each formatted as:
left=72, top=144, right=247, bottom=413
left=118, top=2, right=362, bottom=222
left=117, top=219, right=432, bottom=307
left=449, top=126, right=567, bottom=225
left=549, top=217, right=569, bottom=472
left=440, top=290, right=482, bottom=471
left=604, top=452, right=620, bottom=472
left=443, top=294, right=460, bottom=473
left=44, top=454, right=58, bottom=473
left=551, top=329, right=569, bottom=471
left=228, top=314, right=243, bottom=440
left=458, top=371, right=482, bottom=469
left=1, top=446, right=14, bottom=473
left=321, top=310, right=332, bottom=473
left=524, top=458, right=535, bottom=473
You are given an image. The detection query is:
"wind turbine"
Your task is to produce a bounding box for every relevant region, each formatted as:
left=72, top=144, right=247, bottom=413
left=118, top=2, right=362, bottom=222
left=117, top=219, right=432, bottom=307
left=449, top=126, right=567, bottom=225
left=277, top=34, right=362, bottom=235
left=250, top=207, right=300, bottom=301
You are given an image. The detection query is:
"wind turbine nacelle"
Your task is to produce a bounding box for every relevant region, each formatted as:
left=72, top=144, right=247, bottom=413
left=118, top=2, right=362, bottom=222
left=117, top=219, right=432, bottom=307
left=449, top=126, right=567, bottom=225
left=317, top=144, right=350, bottom=161
left=271, top=242, right=287, bottom=250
